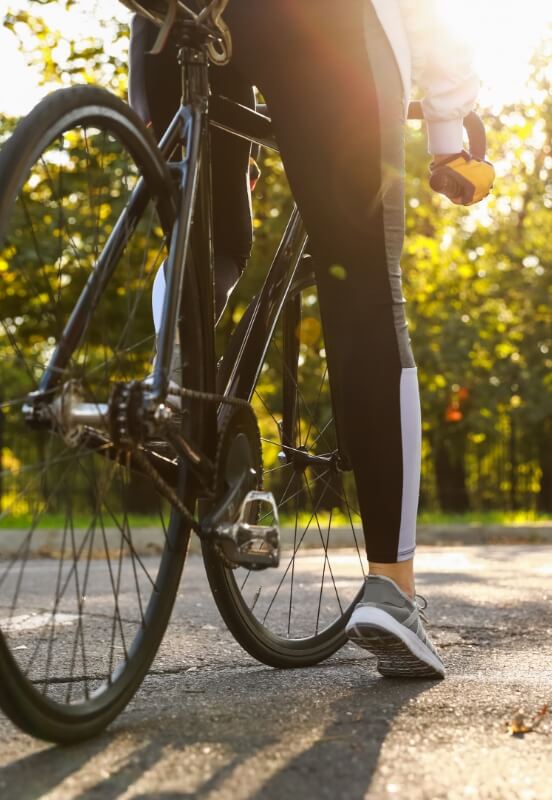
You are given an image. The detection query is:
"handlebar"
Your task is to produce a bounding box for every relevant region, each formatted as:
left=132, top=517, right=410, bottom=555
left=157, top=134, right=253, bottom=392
left=408, top=101, right=487, bottom=202
left=407, top=100, right=487, bottom=160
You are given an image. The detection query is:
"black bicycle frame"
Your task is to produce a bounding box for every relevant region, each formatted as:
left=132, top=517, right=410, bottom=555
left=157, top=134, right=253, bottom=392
left=35, top=26, right=487, bottom=493
left=36, top=40, right=307, bottom=488
left=149, top=47, right=308, bottom=470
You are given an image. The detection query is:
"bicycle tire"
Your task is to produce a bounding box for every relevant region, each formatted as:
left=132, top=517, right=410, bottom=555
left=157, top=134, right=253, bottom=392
left=203, top=270, right=366, bottom=668
left=0, top=86, right=205, bottom=742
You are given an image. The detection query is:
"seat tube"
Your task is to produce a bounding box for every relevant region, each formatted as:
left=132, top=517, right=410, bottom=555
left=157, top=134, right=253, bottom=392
left=151, top=46, right=211, bottom=402
left=189, top=47, right=216, bottom=398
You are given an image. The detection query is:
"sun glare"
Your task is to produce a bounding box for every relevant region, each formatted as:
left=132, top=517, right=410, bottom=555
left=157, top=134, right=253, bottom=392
left=1, top=0, right=551, bottom=115
left=436, top=0, right=551, bottom=107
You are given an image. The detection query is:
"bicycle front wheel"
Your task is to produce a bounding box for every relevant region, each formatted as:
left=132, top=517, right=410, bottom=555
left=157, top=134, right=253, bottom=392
left=203, top=268, right=366, bottom=668
left=0, top=87, right=203, bottom=742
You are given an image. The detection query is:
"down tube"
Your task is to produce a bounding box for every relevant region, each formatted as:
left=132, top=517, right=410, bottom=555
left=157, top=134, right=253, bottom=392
left=221, top=207, right=307, bottom=403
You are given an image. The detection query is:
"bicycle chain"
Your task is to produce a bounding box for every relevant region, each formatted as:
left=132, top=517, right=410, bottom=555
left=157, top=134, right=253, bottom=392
left=172, top=385, right=251, bottom=410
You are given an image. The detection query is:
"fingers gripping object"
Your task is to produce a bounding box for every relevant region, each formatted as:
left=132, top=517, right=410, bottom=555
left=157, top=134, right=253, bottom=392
left=429, top=150, right=495, bottom=206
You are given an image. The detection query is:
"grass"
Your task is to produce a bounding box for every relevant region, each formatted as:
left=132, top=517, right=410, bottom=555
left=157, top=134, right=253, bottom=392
left=0, top=513, right=164, bottom=530
left=417, top=510, right=551, bottom=525
left=0, top=509, right=549, bottom=530
left=277, top=509, right=551, bottom=527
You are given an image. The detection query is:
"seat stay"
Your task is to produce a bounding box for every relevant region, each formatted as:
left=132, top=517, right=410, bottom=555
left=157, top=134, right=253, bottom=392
left=220, top=206, right=308, bottom=405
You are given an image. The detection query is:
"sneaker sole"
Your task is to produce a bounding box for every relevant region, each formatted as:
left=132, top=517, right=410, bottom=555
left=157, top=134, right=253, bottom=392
left=345, top=607, right=445, bottom=679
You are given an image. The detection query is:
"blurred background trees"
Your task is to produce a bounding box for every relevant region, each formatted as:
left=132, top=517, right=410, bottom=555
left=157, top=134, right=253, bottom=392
left=1, top=1, right=550, bottom=517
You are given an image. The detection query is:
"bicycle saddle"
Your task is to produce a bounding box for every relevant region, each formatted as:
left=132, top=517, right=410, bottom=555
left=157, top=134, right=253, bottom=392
left=119, top=0, right=232, bottom=63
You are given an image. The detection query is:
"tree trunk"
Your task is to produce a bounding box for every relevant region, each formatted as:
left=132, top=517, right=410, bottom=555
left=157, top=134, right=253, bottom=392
left=537, top=416, right=552, bottom=513
left=509, top=412, right=519, bottom=510
left=433, top=426, right=470, bottom=513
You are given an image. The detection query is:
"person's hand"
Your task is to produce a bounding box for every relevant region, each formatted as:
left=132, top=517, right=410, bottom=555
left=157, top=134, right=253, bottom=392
left=429, top=150, right=495, bottom=205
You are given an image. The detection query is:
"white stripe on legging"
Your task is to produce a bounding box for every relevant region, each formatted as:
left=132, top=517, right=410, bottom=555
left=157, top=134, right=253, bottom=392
left=397, top=367, right=422, bottom=561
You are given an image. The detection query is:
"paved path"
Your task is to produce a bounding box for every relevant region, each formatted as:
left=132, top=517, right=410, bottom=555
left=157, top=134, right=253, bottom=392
left=1, top=545, right=552, bottom=799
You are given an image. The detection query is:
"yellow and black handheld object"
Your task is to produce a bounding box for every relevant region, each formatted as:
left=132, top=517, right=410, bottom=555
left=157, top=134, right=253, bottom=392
left=429, top=150, right=495, bottom=205
left=407, top=103, right=494, bottom=206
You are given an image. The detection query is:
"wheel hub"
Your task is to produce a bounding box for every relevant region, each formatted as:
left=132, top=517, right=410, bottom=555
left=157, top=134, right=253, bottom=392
left=282, top=444, right=340, bottom=474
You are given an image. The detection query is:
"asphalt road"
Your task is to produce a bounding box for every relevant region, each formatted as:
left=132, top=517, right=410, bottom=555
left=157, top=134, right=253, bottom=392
left=1, top=544, right=552, bottom=800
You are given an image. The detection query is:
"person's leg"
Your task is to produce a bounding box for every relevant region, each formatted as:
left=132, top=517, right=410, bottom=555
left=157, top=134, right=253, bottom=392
left=128, top=14, right=254, bottom=320
left=225, top=1, right=419, bottom=593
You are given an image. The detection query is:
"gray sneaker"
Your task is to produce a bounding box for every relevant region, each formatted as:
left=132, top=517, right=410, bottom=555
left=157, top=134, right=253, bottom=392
left=345, top=575, right=445, bottom=678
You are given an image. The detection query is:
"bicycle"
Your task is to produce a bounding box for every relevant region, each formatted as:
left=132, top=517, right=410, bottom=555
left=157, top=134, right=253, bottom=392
left=0, top=0, right=486, bottom=743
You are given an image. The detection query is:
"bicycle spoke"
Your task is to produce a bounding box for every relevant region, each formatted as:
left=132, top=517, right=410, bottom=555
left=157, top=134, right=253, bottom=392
left=314, top=508, right=333, bottom=636
left=271, top=466, right=330, bottom=517
left=286, top=484, right=300, bottom=637
left=120, top=468, right=146, bottom=628
left=0, top=319, right=38, bottom=387
left=224, top=278, right=365, bottom=647
left=315, top=469, right=366, bottom=576
left=303, top=364, right=328, bottom=447
left=78, top=454, right=159, bottom=592
left=19, top=191, right=61, bottom=323
left=261, top=473, right=334, bottom=624
left=98, top=508, right=130, bottom=677
left=304, top=477, right=343, bottom=616
left=41, top=509, right=70, bottom=694
left=254, top=389, right=283, bottom=436
left=0, top=95, right=190, bottom=733
left=272, top=337, right=332, bottom=453
left=6, top=456, right=79, bottom=623
left=310, top=416, right=334, bottom=450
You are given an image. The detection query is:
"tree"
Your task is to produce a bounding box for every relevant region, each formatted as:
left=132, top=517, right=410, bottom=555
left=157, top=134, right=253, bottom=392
left=402, top=30, right=552, bottom=512
left=2, top=5, right=550, bottom=515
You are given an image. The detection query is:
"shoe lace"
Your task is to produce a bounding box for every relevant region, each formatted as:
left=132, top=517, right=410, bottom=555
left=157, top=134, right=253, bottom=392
left=415, top=593, right=429, bottom=623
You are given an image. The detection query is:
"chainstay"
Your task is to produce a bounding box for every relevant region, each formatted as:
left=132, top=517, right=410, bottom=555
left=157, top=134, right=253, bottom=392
left=131, top=387, right=256, bottom=539
left=130, top=444, right=202, bottom=535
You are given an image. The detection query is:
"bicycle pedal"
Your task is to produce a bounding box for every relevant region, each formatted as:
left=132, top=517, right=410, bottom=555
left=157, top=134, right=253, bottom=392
left=215, top=490, right=280, bottom=570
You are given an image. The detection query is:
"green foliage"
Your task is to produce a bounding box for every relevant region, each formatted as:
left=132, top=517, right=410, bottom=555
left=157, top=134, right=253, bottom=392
left=0, top=118, right=168, bottom=519
left=5, top=1, right=129, bottom=97
left=402, top=33, right=551, bottom=511
left=1, top=7, right=551, bottom=513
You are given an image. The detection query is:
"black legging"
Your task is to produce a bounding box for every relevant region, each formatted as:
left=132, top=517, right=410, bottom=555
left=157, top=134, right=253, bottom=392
left=129, top=0, right=422, bottom=564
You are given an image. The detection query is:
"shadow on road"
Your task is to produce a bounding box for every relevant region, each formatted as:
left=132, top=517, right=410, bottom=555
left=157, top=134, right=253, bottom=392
left=0, top=659, right=435, bottom=800
left=244, top=678, right=431, bottom=800
left=0, top=733, right=114, bottom=800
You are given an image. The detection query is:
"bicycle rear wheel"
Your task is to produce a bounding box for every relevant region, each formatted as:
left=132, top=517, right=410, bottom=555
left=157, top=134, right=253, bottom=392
left=203, top=266, right=366, bottom=667
left=0, top=87, right=204, bottom=742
